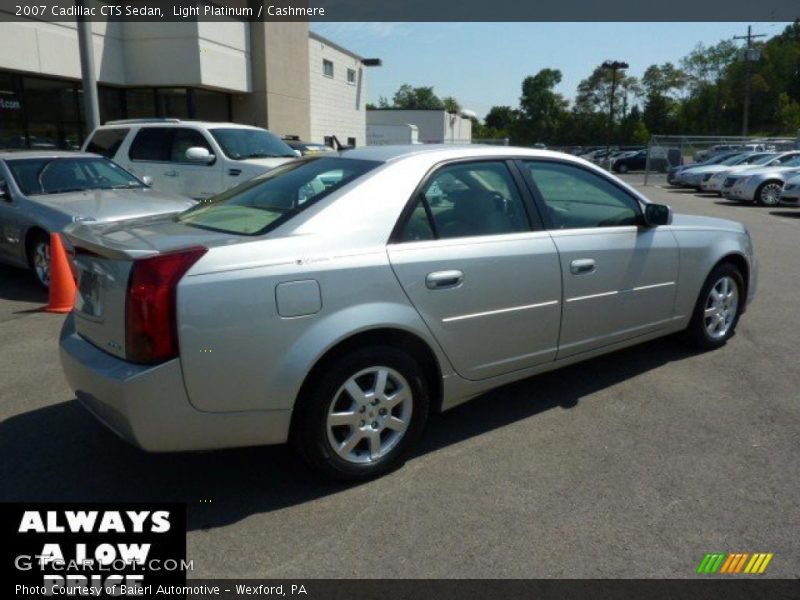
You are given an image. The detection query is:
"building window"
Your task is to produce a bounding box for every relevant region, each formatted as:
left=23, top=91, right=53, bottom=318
left=347, top=137, right=356, bottom=147
left=323, top=59, right=334, bottom=78
left=347, top=68, right=356, bottom=85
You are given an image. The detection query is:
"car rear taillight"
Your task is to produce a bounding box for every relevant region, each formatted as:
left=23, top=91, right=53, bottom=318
left=125, top=246, right=207, bottom=364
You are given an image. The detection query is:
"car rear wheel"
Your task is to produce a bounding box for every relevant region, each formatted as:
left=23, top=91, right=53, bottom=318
left=617, top=164, right=628, bottom=174
left=685, top=263, right=744, bottom=350
left=27, top=232, right=51, bottom=289
left=757, top=181, right=782, bottom=206
left=292, top=345, right=430, bottom=481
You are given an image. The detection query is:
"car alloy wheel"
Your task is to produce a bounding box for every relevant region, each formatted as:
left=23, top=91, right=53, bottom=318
left=32, top=239, right=51, bottom=288
left=686, top=262, right=744, bottom=349
left=326, top=366, right=413, bottom=464
left=292, top=345, right=430, bottom=481
left=758, top=182, right=782, bottom=206
left=703, top=275, right=739, bottom=340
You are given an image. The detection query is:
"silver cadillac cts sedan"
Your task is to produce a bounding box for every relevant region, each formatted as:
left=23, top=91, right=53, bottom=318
left=60, top=146, right=757, bottom=480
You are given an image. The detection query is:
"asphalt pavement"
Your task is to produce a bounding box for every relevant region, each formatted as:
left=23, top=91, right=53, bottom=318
left=1, top=174, right=798, bottom=578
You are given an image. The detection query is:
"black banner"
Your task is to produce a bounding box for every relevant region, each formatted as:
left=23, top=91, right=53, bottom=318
left=0, top=0, right=798, bottom=22
left=3, top=503, right=187, bottom=597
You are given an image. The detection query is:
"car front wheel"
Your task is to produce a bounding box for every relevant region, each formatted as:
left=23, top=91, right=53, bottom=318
left=685, top=263, right=744, bottom=349
left=27, top=232, right=51, bottom=289
left=292, top=345, right=430, bottom=481
left=757, top=181, right=782, bottom=206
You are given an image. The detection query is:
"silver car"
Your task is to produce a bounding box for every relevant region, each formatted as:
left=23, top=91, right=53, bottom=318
left=722, top=156, right=800, bottom=206
left=0, top=151, right=196, bottom=287
left=701, top=151, right=800, bottom=194
left=59, top=146, right=757, bottom=480
left=779, top=173, right=800, bottom=207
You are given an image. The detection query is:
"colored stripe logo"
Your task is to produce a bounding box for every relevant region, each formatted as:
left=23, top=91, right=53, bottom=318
left=697, top=552, right=773, bottom=574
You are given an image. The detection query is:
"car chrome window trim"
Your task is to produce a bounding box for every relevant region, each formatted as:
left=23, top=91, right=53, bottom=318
left=387, top=228, right=555, bottom=250
left=388, top=156, right=543, bottom=244
left=515, top=157, right=647, bottom=231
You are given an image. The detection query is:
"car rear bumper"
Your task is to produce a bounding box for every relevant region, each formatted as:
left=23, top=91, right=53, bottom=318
left=59, top=314, right=291, bottom=452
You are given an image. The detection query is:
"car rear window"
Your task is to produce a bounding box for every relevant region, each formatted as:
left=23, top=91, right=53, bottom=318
left=178, top=157, right=380, bottom=235
left=84, top=128, right=129, bottom=158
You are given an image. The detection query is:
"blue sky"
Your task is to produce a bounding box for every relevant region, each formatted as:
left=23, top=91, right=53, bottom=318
left=310, top=22, right=792, bottom=119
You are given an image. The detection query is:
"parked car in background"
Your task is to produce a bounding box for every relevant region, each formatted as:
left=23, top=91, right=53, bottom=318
left=693, top=143, right=766, bottom=163
left=283, top=138, right=335, bottom=156
left=60, top=145, right=756, bottom=481
left=670, top=152, right=744, bottom=186
left=611, top=149, right=648, bottom=173
left=702, top=151, right=800, bottom=195
left=722, top=155, right=800, bottom=206
left=779, top=174, right=800, bottom=207
left=0, top=151, right=196, bottom=288
left=682, top=152, right=774, bottom=190
left=82, top=119, right=297, bottom=201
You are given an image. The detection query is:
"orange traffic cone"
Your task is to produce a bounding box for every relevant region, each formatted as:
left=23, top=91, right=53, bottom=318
left=44, top=232, right=77, bottom=314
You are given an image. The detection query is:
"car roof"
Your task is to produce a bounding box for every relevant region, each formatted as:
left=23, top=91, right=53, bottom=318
left=0, top=150, right=98, bottom=160
left=97, top=120, right=265, bottom=131
left=338, top=144, right=568, bottom=163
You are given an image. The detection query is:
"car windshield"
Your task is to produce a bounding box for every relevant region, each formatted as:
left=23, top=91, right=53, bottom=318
left=178, top=157, right=380, bottom=235
left=210, top=128, right=296, bottom=160
left=721, top=154, right=751, bottom=165
left=747, top=154, right=777, bottom=165
left=781, top=157, right=800, bottom=168
left=6, top=157, right=144, bottom=196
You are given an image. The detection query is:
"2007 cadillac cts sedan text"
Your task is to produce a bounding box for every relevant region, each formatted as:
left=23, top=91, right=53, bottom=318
left=59, top=146, right=757, bottom=480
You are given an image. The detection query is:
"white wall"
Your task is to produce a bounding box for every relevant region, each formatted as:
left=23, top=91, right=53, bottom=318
left=0, top=8, right=250, bottom=92
left=367, top=110, right=472, bottom=144
left=308, top=36, right=366, bottom=146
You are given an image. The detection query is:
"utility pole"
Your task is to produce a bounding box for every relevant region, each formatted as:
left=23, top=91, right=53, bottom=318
left=76, top=0, right=100, bottom=134
left=602, top=60, right=629, bottom=168
left=733, top=25, right=766, bottom=137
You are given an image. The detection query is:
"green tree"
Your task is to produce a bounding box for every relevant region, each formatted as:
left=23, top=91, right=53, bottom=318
left=442, top=96, right=462, bottom=114
left=517, top=69, right=569, bottom=144
left=391, top=84, right=445, bottom=110
left=484, top=106, right=519, bottom=131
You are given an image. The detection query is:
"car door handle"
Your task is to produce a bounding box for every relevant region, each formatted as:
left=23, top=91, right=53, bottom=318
left=570, top=259, right=596, bottom=275
left=228, top=168, right=242, bottom=176
left=426, top=270, right=464, bottom=290
left=164, top=170, right=178, bottom=177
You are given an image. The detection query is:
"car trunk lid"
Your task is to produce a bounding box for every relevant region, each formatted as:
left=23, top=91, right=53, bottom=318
left=63, top=214, right=233, bottom=361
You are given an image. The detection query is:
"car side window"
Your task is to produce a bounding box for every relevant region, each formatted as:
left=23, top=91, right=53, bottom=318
left=523, top=161, right=642, bottom=229
left=129, top=128, right=173, bottom=162
left=170, top=128, right=214, bottom=163
left=397, top=161, right=529, bottom=242
left=85, top=128, right=129, bottom=158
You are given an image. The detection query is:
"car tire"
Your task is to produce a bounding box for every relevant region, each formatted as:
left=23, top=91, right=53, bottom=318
left=27, top=231, right=51, bottom=290
left=684, top=262, right=744, bottom=350
left=617, top=164, right=628, bottom=174
left=756, top=181, right=782, bottom=206
left=291, top=345, right=430, bottom=481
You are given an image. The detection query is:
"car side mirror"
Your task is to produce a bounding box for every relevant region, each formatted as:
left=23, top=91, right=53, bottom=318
left=141, top=175, right=153, bottom=187
left=644, top=203, right=672, bottom=227
left=185, top=147, right=215, bottom=164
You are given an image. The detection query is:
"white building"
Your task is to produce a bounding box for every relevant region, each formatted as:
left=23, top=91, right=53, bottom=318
left=367, top=109, right=472, bottom=145
left=309, top=32, right=369, bottom=148
left=0, top=6, right=378, bottom=150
